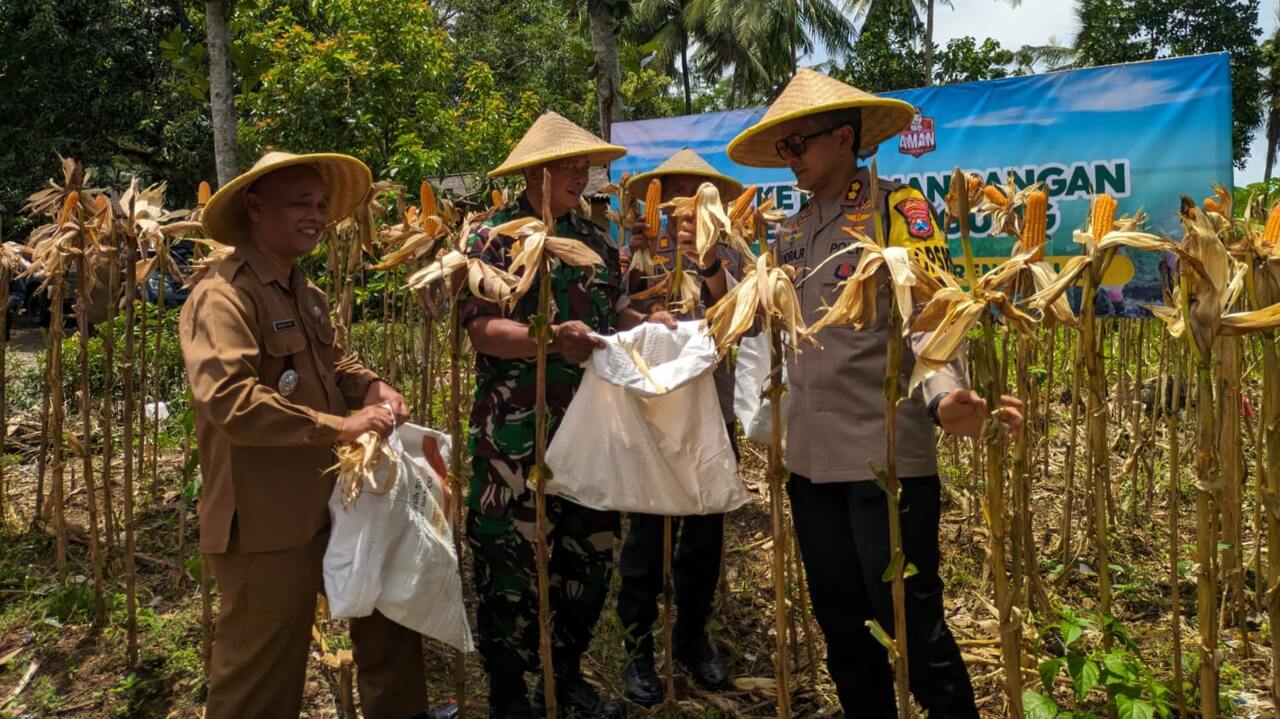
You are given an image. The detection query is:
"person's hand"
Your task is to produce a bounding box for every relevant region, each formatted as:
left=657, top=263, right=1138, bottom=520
left=629, top=220, right=654, bottom=254
left=646, top=310, right=678, bottom=330
left=551, top=320, right=605, bottom=363
left=937, top=390, right=1024, bottom=442
left=364, top=380, right=409, bottom=424
left=338, top=404, right=394, bottom=442
left=673, top=211, right=708, bottom=268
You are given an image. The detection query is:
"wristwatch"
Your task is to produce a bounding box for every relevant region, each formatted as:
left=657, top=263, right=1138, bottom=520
left=697, top=256, right=723, bottom=278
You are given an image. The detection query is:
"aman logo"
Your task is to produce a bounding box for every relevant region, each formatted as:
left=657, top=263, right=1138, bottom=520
left=899, top=112, right=936, bottom=158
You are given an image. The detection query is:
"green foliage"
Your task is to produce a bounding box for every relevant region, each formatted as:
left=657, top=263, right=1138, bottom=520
left=1027, top=607, right=1177, bottom=718
left=933, top=37, right=1019, bottom=85
left=0, top=0, right=212, bottom=229
left=236, top=0, right=455, bottom=187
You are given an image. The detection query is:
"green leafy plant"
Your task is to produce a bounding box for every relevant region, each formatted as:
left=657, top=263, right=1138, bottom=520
left=1025, top=607, right=1175, bottom=718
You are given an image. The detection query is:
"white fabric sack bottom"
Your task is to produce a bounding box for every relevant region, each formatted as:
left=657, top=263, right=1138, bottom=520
left=546, top=321, right=747, bottom=516
left=733, top=332, right=789, bottom=446
left=323, top=422, right=474, bottom=652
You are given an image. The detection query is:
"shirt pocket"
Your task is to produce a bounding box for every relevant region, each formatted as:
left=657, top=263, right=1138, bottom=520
left=261, top=322, right=306, bottom=391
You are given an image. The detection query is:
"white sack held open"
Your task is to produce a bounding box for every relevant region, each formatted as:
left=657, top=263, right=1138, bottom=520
left=324, top=422, right=474, bottom=652
left=546, top=321, right=747, bottom=515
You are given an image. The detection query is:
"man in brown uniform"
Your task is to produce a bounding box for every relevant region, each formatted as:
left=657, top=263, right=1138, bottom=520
left=182, top=152, right=432, bottom=719
left=693, top=70, right=1023, bottom=717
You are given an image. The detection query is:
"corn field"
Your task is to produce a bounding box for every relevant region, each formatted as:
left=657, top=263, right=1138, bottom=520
left=3, top=157, right=1280, bottom=719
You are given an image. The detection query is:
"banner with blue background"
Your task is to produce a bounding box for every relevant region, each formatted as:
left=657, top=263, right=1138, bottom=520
left=610, top=53, right=1234, bottom=316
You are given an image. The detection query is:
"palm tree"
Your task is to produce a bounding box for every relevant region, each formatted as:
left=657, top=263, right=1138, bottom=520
left=631, top=0, right=696, bottom=114
left=1261, top=10, right=1280, bottom=187
left=686, top=0, right=854, bottom=103
left=844, top=0, right=949, bottom=83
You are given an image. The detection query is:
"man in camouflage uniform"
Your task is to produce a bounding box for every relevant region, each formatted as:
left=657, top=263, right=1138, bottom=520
left=615, top=149, right=743, bottom=705
left=462, top=111, right=676, bottom=719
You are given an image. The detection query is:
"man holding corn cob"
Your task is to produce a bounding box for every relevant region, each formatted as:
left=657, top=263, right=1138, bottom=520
left=463, top=112, right=675, bottom=719
left=693, top=69, right=1022, bottom=717
left=181, top=152, right=432, bottom=719
left=614, top=149, right=742, bottom=705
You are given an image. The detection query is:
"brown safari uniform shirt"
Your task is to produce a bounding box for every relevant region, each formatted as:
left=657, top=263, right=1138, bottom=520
left=180, top=242, right=378, bottom=554
left=778, top=166, right=968, bottom=483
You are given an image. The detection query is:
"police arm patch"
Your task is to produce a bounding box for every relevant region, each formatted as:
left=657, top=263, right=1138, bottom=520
left=894, top=197, right=936, bottom=240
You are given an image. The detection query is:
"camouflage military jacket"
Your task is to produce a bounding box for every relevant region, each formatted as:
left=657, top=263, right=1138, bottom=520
left=461, top=194, right=624, bottom=463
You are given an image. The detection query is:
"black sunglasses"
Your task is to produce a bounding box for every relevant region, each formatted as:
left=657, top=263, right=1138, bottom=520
left=775, top=126, right=840, bottom=160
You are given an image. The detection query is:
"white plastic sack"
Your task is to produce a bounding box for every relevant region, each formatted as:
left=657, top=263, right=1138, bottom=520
left=323, top=422, right=474, bottom=652
left=733, top=333, right=789, bottom=445
left=546, top=321, right=747, bottom=516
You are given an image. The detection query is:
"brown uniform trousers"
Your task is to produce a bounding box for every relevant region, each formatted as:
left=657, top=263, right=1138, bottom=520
left=182, top=243, right=427, bottom=719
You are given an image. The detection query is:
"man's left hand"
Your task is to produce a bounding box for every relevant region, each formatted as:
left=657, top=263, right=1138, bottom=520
left=364, top=380, right=410, bottom=424
left=646, top=310, right=679, bottom=330
left=936, top=390, right=1024, bottom=441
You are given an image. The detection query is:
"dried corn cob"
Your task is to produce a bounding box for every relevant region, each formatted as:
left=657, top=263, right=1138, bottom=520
left=491, top=189, right=503, bottom=208
left=729, top=185, right=758, bottom=224
left=421, top=181, right=438, bottom=218
left=1263, top=204, right=1280, bottom=253
left=1203, top=197, right=1220, bottom=215
left=59, top=192, right=79, bottom=225
left=1023, top=190, right=1048, bottom=262
left=1091, top=194, right=1117, bottom=242
left=983, top=185, right=1007, bottom=208
left=197, top=181, right=212, bottom=206
left=644, top=179, right=662, bottom=238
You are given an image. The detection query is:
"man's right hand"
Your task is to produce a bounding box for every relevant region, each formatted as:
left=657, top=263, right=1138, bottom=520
left=629, top=220, right=653, bottom=254
left=551, top=320, right=605, bottom=363
left=338, top=404, right=395, bottom=442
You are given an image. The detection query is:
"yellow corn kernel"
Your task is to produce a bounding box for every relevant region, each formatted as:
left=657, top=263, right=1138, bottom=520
left=1263, top=204, right=1280, bottom=250
left=1092, top=194, right=1117, bottom=242
left=729, top=185, right=758, bottom=224
left=421, top=181, right=438, bottom=218
left=982, top=185, right=1007, bottom=207
left=644, top=179, right=662, bottom=238
left=197, top=181, right=212, bottom=206
left=1023, top=190, right=1047, bottom=261
left=966, top=174, right=982, bottom=196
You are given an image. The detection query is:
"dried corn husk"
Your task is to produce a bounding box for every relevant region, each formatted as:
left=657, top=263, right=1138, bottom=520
left=807, top=230, right=939, bottom=336
left=704, top=252, right=816, bottom=356
left=943, top=173, right=984, bottom=226
left=332, top=432, right=399, bottom=508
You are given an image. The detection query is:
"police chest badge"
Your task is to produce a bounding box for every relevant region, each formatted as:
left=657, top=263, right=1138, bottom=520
left=894, top=197, right=936, bottom=240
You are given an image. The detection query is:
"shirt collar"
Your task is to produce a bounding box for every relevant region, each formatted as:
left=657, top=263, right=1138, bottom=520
left=236, top=241, right=294, bottom=289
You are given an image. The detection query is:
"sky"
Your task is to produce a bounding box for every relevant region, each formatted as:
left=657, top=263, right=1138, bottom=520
left=823, top=0, right=1279, bottom=186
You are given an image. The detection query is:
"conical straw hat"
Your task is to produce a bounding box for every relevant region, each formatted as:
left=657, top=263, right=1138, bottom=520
left=488, top=111, right=628, bottom=178
left=727, top=68, right=916, bottom=168
left=625, top=148, right=745, bottom=201
left=203, top=151, right=372, bottom=246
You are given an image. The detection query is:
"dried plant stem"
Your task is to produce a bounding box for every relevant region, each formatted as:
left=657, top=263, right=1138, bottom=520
left=767, top=327, right=791, bottom=719
left=75, top=251, right=106, bottom=627
left=532, top=264, right=556, bottom=719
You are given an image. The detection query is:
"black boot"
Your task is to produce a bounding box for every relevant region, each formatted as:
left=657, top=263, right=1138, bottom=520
left=530, top=659, right=626, bottom=718
left=621, top=651, right=663, bottom=707
left=488, top=671, right=531, bottom=719
left=675, top=633, right=729, bottom=691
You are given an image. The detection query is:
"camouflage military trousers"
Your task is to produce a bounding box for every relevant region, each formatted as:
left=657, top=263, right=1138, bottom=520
left=466, top=455, right=621, bottom=678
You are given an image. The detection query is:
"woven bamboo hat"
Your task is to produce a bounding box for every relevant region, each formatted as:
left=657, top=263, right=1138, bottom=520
left=203, top=151, right=372, bottom=246
left=625, top=148, right=744, bottom=201
left=488, top=111, right=627, bottom=178
left=727, top=68, right=917, bottom=168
